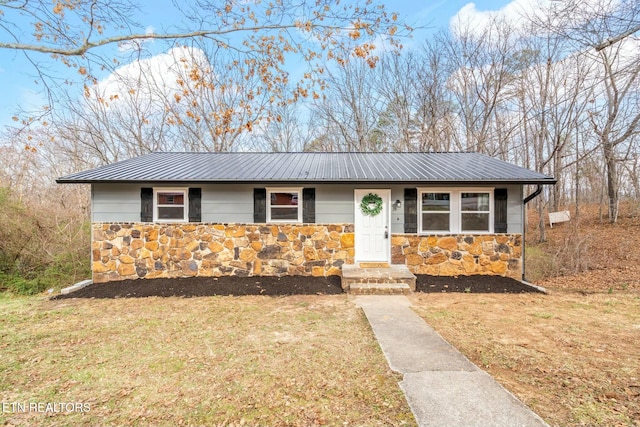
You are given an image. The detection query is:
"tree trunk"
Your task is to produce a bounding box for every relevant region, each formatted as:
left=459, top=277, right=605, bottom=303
left=537, top=197, right=546, bottom=243
left=603, top=139, right=619, bottom=223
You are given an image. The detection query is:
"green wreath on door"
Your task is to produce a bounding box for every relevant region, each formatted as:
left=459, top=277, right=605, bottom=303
left=360, top=193, right=383, bottom=216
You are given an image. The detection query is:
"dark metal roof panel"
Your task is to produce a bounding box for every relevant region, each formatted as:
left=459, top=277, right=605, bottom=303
left=56, top=152, right=556, bottom=184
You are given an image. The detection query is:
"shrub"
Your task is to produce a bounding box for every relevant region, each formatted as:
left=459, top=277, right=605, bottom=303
left=0, top=272, right=49, bottom=295
left=525, top=223, right=591, bottom=282
left=553, top=226, right=591, bottom=275
left=524, top=245, right=556, bottom=282
left=0, top=186, right=91, bottom=295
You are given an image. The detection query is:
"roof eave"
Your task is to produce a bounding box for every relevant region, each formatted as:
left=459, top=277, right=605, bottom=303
left=56, top=178, right=557, bottom=185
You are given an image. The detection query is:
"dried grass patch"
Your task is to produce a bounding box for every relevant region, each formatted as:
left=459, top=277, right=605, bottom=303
left=0, top=294, right=414, bottom=426
left=410, top=290, right=640, bottom=427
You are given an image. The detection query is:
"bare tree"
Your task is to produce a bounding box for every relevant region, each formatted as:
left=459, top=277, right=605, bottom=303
left=588, top=39, right=640, bottom=223
left=624, top=149, right=640, bottom=215
left=0, top=129, right=90, bottom=283
left=46, top=43, right=298, bottom=161
left=50, top=57, right=177, bottom=164
left=407, top=38, right=460, bottom=152
left=255, top=94, right=305, bottom=152
left=370, top=53, right=415, bottom=151
left=443, top=17, right=518, bottom=154
left=514, top=30, right=594, bottom=212
left=309, top=55, right=383, bottom=151
left=2, top=0, right=410, bottom=139
left=529, top=0, right=640, bottom=223
left=160, top=43, right=272, bottom=152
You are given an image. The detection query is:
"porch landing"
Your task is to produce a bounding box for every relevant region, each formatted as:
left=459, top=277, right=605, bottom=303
left=342, top=264, right=416, bottom=295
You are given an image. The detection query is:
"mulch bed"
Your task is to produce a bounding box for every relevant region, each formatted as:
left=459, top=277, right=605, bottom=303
left=416, top=275, right=545, bottom=294
left=52, top=275, right=344, bottom=299
left=53, top=274, right=543, bottom=299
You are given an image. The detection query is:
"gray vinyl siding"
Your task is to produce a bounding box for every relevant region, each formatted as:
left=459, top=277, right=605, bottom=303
left=92, top=183, right=255, bottom=223
left=201, top=184, right=254, bottom=223
left=91, top=183, right=523, bottom=234
left=314, top=184, right=405, bottom=233
left=315, top=185, right=352, bottom=223
left=92, top=184, right=142, bottom=222
left=389, top=186, right=406, bottom=234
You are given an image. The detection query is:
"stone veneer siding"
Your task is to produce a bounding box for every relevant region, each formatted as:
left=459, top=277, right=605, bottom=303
left=391, top=234, right=522, bottom=279
left=92, top=222, right=355, bottom=283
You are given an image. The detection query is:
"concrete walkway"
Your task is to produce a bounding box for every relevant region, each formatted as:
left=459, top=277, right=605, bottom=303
left=355, top=295, right=549, bottom=427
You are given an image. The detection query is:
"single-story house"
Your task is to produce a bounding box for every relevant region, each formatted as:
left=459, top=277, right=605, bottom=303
left=57, top=152, right=555, bottom=284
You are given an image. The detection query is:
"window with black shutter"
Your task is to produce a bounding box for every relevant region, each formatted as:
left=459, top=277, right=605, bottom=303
left=141, top=187, right=201, bottom=222
left=404, top=188, right=417, bottom=233
left=141, top=188, right=153, bottom=222
left=253, top=188, right=267, bottom=223
left=302, top=188, right=315, bottom=223
left=188, top=188, right=202, bottom=222
left=494, top=188, right=508, bottom=233
left=254, top=187, right=314, bottom=223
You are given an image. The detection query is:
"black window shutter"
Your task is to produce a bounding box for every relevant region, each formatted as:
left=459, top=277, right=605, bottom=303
left=254, top=188, right=267, bottom=223
left=141, top=187, right=153, bottom=222
left=494, top=188, right=508, bottom=233
left=302, top=188, right=316, bottom=223
left=404, top=188, right=417, bottom=233
left=188, top=188, right=202, bottom=222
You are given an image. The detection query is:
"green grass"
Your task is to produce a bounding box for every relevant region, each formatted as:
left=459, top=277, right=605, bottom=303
left=524, top=245, right=555, bottom=282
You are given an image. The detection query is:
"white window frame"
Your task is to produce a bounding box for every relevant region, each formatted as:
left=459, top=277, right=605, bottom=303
left=460, top=191, right=493, bottom=233
left=153, top=187, right=189, bottom=223
left=419, top=190, right=453, bottom=233
left=418, top=188, right=494, bottom=234
left=266, top=187, right=303, bottom=223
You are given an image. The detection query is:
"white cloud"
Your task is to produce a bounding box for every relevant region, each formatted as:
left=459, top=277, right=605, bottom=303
left=450, top=0, right=542, bottom=37
left=450, top=0, right=621, bottom=38
left=93, top=46, right=212, bottom=105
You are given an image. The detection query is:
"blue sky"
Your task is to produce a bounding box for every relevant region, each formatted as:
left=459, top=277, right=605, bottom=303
left=0, top=0, right=512, bottom=129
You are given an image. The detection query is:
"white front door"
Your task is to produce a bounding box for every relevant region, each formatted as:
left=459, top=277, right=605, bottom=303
left=354, top=189, right=391, bottom=263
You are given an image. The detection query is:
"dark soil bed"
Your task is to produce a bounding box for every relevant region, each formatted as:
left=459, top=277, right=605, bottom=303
left=416, top=275, right=544, bottom=294
left=54, top=274, right=542, bottom=299
left=53, top=275, right=344, bottom=299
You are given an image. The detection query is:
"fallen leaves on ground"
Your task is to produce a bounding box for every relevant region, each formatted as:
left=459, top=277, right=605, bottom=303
left=0, top=295, right=414, bottom=427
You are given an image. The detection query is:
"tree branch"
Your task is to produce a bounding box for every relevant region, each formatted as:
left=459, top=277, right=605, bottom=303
left=0, top=23, right=379, bottom=56
left=594, top=25, right=640, bottom=51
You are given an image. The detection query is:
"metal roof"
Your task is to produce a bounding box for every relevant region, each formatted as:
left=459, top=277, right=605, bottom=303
left=56, top=152, right=556, bottom=185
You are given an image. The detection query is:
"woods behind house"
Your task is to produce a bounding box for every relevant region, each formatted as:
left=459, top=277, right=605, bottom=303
left=1, top=0, right=639, bottom=292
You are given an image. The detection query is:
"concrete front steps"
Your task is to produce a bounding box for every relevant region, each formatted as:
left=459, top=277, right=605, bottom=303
left=342, top=264, right=417, bottom=295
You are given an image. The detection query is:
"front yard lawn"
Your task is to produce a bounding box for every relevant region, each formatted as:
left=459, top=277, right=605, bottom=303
left=0, top=294, right=414, bottom=426
left=411, top=290, right=640, bottom=427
